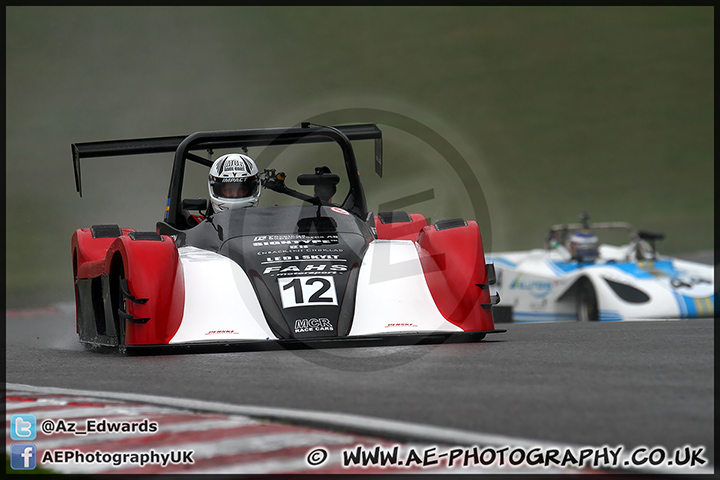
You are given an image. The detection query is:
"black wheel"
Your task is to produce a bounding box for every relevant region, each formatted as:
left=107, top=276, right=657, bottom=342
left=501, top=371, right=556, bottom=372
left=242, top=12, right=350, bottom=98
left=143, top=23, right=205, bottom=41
left=492, top=305, right=514, bottom=324
left=108, top=270, right=127, bottom=352
left=576, top=277, right=599, bottom=322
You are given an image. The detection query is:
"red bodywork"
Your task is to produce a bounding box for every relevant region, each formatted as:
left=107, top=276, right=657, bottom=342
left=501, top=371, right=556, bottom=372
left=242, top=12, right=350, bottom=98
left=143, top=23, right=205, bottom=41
left=374, top=213, right=428, bottom=241
left=374, top=215, right=495, bottom=332
left=73, top=213, right=495, bottom=348
left=72, top=228, right=184, bottom=345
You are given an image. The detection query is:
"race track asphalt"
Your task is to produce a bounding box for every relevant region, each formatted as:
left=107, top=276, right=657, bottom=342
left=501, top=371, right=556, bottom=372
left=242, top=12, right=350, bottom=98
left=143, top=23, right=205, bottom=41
left=5, top=304, right=714, bottom=466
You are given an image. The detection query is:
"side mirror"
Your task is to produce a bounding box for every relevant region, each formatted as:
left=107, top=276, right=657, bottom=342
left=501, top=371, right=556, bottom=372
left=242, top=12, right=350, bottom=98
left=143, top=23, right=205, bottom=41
left=638, top=230, right=665, bottom=259
left=182, top=199, right=208, bottom=211
left=297, top=166, right=340, bottom=203
left=638, top=230, right=665, bottom=242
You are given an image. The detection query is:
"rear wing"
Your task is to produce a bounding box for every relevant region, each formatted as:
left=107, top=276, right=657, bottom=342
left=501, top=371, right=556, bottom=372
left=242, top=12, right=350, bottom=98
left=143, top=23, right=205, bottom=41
left=72, top=123, right=383, bottom=224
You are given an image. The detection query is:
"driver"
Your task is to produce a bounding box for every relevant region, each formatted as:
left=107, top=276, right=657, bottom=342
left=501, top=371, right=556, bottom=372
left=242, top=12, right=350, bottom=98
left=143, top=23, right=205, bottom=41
left=568, top=229, right=600, bottom=263
left=208, top=153, right=261, bottom=212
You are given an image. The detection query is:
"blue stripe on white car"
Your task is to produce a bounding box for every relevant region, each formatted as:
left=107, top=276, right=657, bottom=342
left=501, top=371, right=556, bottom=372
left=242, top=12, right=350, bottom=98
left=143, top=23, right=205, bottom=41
left=549, top=260, right=681, bottom=280
left=512, top=312, right=577, bottom=323
left=512, top=311, right=623, bottom=322
left=675, top=293, right=714, bottom=318
left=598, top=311, right=623, bottom=322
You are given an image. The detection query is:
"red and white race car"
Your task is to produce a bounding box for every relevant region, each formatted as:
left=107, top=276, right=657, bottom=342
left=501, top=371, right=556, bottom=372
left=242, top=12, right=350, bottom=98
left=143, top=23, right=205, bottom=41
left=71, top=124, right=503, bottom=353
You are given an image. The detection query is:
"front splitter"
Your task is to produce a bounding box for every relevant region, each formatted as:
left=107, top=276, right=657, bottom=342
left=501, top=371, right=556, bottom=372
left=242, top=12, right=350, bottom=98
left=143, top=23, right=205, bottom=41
left=122, top=330, right=506, bottom=356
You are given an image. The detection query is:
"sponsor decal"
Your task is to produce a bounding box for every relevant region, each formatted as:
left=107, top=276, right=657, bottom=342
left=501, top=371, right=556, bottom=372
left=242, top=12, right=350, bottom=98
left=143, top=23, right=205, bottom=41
left=257, top=248, right=344, bottom=256
left=670, top=276, right=712, bottom=289
left=510, top=274, right=556, bottom=299
left=631, top=261, right=713, bottom=297
left=253, top=234, right=339, bottom=247
left=330, top=206, right=351, bottom=216
left=221, top=157, right=247, bottom=172
left=262, top=254, right=345, bottom=263
left=264, top=264, right=348, bottom=275
left=294, top=317, right=334, bottom=333
left=254, top=234, right=338, bottom=241
left=385, top=323, right=419, bottom=328
left=205, top=330, right=239, bottom=335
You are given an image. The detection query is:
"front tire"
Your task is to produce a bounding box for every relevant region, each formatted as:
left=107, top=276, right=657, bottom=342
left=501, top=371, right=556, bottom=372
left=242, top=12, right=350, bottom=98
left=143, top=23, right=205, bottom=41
left=108, top=270, right=127, bottom=351
left=576, top=277, right=599, bottom=322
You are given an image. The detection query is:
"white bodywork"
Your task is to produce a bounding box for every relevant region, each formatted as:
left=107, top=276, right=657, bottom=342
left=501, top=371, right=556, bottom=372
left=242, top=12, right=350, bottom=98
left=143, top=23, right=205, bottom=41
left=349, top=240, right=462, bottom=335
left=170, top=247, right=275, bottom=343
left=487, top=243, right=714, bottom=322
left=170, top=242, right=460, bottom=343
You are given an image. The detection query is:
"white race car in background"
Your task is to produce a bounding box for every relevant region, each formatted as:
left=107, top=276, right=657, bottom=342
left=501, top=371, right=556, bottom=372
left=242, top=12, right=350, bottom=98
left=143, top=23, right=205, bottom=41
left=487, top=217, right=715, bottom=322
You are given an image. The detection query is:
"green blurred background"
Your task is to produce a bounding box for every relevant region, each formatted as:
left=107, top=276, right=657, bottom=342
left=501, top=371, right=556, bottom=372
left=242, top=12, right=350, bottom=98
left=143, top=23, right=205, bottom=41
left=5, top=6, right=714, bottom=309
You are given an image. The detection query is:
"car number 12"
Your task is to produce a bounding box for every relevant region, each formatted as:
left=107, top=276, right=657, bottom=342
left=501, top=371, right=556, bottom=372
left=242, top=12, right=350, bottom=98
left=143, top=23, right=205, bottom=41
left=278, top=276, right=338, bottom=308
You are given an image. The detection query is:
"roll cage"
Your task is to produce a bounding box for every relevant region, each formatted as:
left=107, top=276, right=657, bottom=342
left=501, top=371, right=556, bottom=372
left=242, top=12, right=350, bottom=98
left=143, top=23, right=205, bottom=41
left=72, top=123, right=383, bottom=228
left=546, top=221, right=666, bottom=260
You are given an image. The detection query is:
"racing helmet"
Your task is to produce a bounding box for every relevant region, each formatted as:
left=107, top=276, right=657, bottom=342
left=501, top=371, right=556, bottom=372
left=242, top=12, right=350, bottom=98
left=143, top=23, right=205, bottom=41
left=568, top=230, right=599, bottom=263
left=208, top=153, right=261, bottom=212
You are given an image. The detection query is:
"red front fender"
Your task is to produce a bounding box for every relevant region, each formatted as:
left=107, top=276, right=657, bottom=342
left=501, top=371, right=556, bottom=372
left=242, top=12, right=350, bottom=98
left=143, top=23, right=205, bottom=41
left=104, top=234, right=184, bottom=345
left=416, top=220, right=495, bottom=332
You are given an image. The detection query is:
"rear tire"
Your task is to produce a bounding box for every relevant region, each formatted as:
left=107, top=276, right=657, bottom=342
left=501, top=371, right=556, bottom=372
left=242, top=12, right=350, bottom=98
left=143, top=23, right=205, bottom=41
left=576, top=277, right=599, bottom=322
